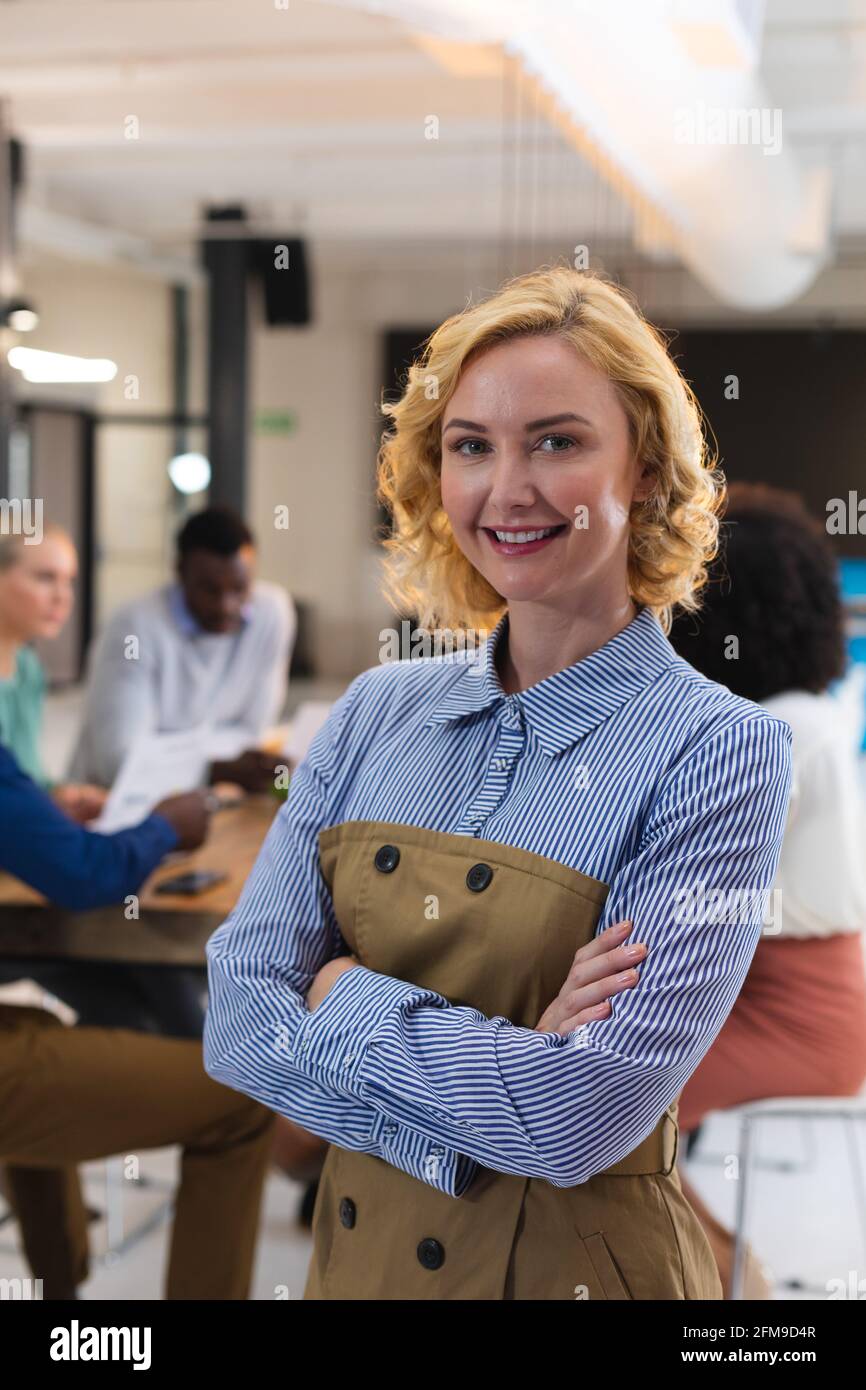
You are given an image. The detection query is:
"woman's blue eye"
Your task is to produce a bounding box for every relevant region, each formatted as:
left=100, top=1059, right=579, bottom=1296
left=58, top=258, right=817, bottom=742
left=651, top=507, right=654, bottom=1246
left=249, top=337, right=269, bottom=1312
left=537, top=434, right=576, bottom=452
left=453, top=438, right=488, bottom=456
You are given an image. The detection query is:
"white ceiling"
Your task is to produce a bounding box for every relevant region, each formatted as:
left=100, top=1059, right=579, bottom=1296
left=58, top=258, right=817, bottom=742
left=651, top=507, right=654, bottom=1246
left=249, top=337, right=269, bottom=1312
left=1, top=0, right=866, bottom=305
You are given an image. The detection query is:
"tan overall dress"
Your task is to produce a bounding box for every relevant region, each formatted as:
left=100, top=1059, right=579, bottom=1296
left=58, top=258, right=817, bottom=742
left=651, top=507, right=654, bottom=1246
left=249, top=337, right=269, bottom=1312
left=304, top=820, right=722, bottom=1301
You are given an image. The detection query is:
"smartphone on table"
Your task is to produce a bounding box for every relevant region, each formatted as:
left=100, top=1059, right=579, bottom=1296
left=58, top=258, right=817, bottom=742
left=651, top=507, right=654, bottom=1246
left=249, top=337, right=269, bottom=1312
left=154, top=870, right=229, bottom=896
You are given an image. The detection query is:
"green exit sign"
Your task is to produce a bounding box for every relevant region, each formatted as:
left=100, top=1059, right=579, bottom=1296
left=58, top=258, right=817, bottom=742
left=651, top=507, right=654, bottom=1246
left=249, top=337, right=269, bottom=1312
left=255, top=410, right=297, bottom=436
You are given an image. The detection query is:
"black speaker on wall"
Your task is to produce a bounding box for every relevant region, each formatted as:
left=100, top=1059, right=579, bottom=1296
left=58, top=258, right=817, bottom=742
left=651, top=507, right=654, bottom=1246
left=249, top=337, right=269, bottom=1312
left=252, top=237, right=311, bottom=325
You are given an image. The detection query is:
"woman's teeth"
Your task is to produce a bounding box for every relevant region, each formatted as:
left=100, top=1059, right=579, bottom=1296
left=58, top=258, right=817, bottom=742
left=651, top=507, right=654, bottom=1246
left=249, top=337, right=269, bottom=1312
left=493, top=527, right=558, bottom=543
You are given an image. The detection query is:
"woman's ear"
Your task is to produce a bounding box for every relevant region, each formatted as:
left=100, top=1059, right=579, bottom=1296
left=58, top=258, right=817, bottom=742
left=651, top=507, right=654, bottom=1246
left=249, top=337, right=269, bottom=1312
left=631, top=461, right=657, bottom=505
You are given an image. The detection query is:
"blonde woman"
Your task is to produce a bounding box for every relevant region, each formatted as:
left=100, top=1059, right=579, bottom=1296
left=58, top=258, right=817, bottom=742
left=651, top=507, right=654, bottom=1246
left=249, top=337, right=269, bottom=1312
left=0, top=526, right=105, bottom=820
left=204, top=266, right=793, bottom=1300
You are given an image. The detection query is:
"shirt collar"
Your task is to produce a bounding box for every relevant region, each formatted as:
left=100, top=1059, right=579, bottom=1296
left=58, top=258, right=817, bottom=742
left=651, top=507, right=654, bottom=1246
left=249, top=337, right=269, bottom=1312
left=425, top=605, right=679, bottom=757
left=167, top=583, right=253, bottom=638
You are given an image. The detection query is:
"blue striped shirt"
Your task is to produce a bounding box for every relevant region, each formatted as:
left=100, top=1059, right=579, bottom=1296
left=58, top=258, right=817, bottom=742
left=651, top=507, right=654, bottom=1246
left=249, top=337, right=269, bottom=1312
left=203, top=605, right=793, bottom=1195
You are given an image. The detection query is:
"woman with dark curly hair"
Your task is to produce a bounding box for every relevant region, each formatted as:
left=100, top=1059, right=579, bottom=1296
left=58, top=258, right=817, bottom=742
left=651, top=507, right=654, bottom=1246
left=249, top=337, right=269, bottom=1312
left=670, top=481, right=866, bottom=1297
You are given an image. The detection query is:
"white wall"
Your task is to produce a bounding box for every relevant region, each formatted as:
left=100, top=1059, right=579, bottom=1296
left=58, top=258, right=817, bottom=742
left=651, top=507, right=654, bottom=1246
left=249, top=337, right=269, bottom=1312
left=249, top=265, right=391, bottom=677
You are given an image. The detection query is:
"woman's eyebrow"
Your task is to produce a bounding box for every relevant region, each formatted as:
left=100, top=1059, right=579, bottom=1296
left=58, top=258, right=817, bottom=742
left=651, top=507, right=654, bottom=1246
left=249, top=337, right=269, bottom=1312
left=523, top=412, right=594, bottom=431
left=443, top=418, right=488, bottom=432
left=442, top=411, right=595, bottom=433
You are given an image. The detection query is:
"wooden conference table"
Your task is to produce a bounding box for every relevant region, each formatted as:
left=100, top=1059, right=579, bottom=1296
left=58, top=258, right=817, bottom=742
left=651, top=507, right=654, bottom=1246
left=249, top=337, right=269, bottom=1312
left=0, top=795, right=279, bottom=969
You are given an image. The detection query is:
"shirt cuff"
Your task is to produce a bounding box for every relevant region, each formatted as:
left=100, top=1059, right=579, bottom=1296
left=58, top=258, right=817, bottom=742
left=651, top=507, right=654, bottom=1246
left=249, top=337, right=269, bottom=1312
left=368, top=1109, right=478, bottom=1197
left=288, top=964, right=479, bottom=1199
left=289, top=962, right=447, bottom=1097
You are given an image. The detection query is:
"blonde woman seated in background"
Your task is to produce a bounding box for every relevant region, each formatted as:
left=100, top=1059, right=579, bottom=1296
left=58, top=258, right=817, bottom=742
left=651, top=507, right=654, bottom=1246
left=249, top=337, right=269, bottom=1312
left=0, top=525, right=105, bottom=821
left=670, top=482, right=866, bottom=1298
left=203, top=265, right=792, bottom=1301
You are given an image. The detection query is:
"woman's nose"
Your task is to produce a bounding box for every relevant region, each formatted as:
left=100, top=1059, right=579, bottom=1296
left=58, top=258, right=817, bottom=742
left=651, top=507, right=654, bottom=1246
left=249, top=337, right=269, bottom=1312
left=485, top=450, right=537, bottom=509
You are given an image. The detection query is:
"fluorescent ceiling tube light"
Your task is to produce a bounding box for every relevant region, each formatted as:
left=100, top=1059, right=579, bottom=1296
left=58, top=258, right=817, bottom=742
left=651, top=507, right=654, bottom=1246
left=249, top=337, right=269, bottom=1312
left=7, top=346, right=118, bottom=383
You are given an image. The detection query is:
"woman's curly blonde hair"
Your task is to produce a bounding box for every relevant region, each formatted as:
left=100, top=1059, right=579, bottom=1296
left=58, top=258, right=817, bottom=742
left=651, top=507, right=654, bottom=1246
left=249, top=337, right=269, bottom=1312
left=376, top=264, right=725, bottom=636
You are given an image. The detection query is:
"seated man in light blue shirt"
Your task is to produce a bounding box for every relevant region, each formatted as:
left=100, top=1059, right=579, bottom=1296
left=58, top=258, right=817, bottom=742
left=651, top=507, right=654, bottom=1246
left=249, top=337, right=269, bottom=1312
left=69, top=506, right=296, bottom=793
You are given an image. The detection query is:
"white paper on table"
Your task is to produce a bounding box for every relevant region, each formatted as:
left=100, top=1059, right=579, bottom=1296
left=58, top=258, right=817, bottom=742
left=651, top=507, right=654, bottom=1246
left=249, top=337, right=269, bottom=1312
left=283, top=701, right=335, bottom=765
left=92, top=729, right=213, bottom=833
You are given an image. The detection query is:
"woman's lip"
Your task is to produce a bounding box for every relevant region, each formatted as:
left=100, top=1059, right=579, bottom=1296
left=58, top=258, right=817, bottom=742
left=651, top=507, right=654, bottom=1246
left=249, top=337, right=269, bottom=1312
left=481, top=525, right=567, bottom=535
left=481, top=524, right=567, bottom=555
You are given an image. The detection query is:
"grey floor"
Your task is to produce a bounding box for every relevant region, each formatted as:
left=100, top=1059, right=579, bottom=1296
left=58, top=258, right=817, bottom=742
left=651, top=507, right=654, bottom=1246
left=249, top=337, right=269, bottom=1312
left=685, top=1108, right=866, bottom=1300
left=0, top=1146, right=315, bottom=1301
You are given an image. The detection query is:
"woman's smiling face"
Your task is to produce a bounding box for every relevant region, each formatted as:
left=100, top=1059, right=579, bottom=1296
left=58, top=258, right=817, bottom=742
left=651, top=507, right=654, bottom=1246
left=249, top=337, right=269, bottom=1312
left=439, top=334, right=653, bottom=612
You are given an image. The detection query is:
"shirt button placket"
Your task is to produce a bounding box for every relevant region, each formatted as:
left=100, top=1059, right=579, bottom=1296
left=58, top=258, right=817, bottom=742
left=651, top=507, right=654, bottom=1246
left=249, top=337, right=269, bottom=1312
left=461, top=696, right=525, bottom=836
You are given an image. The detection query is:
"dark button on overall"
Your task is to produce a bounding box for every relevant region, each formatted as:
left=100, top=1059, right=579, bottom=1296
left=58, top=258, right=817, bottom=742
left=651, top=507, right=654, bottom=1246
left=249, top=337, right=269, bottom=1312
left=417, top=1238, right=445, bottom=1271
left=339, top=1198, right=356, bottom=1229
left=374, top=844, right=400, bottom=873
left=466, top=862, right=494, bottom=893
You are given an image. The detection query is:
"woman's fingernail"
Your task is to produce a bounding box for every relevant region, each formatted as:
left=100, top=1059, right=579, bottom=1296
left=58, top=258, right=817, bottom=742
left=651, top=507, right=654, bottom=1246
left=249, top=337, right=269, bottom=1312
left=617, top=970, right=637, bottom=983
left=593, top=1003, right=610, bottom=1016
left=624, top=944, right=645, bottom=958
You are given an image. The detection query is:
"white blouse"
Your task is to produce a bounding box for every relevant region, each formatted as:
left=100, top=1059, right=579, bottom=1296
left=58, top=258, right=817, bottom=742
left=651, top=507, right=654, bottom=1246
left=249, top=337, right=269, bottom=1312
left=761, top=687, right=866, bottom=939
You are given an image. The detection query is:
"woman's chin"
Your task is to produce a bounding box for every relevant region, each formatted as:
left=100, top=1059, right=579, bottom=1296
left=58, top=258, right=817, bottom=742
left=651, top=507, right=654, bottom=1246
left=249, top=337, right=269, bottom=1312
left=485, top=578, right=560, bottom=605
left=468, top=551, right=573, bottom=606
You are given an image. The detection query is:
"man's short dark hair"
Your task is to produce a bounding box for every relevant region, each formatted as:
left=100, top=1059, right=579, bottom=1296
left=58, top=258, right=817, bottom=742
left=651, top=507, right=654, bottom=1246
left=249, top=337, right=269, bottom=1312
left=669, top=482, right=847, bottom=701
left=176, top=506, right=255, bottom=560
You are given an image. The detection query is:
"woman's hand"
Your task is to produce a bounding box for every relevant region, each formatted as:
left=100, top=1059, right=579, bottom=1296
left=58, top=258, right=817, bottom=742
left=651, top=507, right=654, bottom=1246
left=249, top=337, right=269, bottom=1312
left=306, top=954, right=362, bottom=1012
left=534, top=919, right=646, bottom=1035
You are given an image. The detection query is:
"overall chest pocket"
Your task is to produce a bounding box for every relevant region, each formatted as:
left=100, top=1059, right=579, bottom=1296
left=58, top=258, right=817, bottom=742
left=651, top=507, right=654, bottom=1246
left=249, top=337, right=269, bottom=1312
left=319, top=821, right=610, bottom=1032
